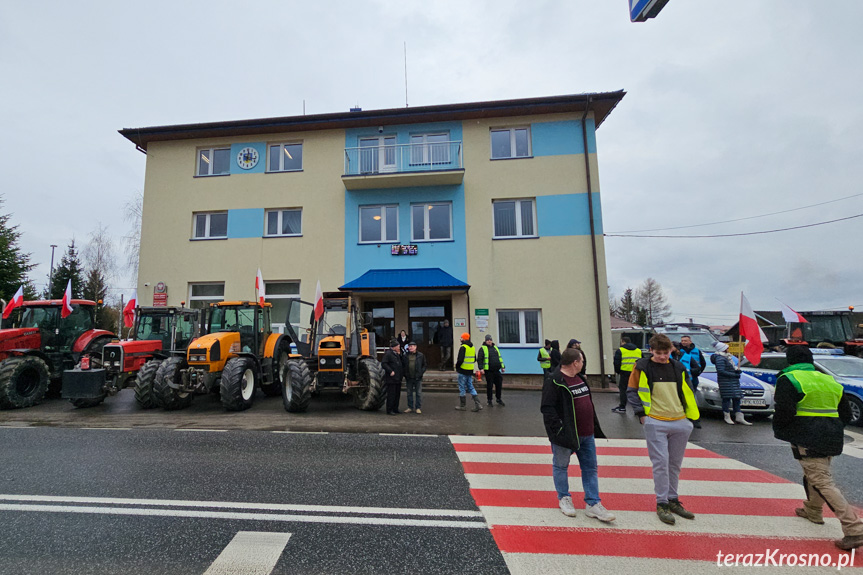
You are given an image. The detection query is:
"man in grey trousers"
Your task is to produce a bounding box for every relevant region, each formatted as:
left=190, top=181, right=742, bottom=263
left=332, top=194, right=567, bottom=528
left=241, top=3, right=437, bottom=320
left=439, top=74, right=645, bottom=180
left=627, top=333, right=701, bottom=525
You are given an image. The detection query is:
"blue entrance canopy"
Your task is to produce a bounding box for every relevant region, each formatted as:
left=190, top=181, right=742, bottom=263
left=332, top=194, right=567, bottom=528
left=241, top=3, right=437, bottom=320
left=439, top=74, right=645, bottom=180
left=340, top=268, right=469, bottom=292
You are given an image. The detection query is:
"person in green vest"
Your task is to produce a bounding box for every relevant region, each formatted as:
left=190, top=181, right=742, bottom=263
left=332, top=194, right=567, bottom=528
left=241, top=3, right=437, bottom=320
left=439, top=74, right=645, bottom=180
left=612, top=336, right=641, bottom=414
left=773, top=345, right=863, bottom=552
left=477, top=334, right=506, bottom=407
left=454, top=332, right=483, bottom=412
left=537, top=339, right=552, bottom=374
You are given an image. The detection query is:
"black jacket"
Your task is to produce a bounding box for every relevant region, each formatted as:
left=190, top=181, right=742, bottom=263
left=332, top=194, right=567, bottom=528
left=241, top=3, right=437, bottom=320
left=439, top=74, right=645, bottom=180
left=476, top=343, right=503, bottom=371
left=381, top=348, right=403, bottom=384
left=540, top=368, right=606, bottom=450
left=772, top=368, right=851, bottom=457
left=549, top=341, right=561, bottom=370
left=455, top=341, right=476, bottom=376
left=677, top=343, right=706, bottom=378
left=401, top=351, right=426, bottom=381
left=613, top=343, right=640, bottom=373
left=436, top=325, right=453, bottom=347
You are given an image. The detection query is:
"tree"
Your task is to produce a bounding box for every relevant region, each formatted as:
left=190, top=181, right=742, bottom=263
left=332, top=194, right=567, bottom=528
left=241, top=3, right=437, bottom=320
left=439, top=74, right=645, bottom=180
left=0, top=195, right=36, bottom=301
left=616, top=288, right=641, bottom=324
left=123, top=191, right=143, bottom=284
left=47, top=240, right=85, bottom=299
left=82, top=224, right=117, bottom=331
left=635, top=277, right=672, bottom=325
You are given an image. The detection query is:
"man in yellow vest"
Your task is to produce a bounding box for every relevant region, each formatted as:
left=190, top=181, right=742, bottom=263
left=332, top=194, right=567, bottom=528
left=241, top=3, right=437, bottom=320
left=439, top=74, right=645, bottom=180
left=537, top=339, right=552, bottom=374
left=773, top=345, right=863, bottom=551
left=477, top=334, right=506, bottom=407
left=612, top=336, right=641, bottom=414
left=454, top=333, right=483, bottom=412
left=627, top=333, right=699, bottom=525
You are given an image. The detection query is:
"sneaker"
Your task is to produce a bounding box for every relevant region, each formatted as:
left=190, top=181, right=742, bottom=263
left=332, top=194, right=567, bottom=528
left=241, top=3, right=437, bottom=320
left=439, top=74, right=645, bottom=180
left=667, top=499, right=695, bottom=520
left=795, top=507, right=824, bottom=525
left=558, top=496, right=577, bottom=517
left=611, top=406, right=626, bottom=413
left=585, top=502, right=616, bottom=523
left=403, top=408, right=412, bottom=413
left=656, top=503, right=676, bottom=525
left=497, top=399, right=505, bottom=407
left=415, top=409, right=422, bottom=414
left=835, top=534, right=863, bottom=551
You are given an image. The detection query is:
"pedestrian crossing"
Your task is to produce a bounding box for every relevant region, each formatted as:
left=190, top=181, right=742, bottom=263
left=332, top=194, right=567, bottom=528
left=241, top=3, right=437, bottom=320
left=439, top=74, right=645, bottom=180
left=450, top=436, right=860, bottom=573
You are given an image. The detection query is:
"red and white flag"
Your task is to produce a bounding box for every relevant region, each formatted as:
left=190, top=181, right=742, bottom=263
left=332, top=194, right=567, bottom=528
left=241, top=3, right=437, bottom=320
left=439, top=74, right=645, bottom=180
left=60, top=279, right=74, bottom=319
left=739, top=293, right=766, bottom=365
left=256, top=269, right=265, bottom=306
left=2, top=285, right=24, bottom=319
left=314, top=280, right=324, bottom=322
left=779, top=301, right=808, bottom=324
left=123, top=289, right=137, bottom=328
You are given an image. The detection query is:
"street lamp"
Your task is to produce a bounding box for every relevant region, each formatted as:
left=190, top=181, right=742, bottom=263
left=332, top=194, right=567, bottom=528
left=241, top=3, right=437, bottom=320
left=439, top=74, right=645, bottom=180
left=47, top=244, right=57, bottom=298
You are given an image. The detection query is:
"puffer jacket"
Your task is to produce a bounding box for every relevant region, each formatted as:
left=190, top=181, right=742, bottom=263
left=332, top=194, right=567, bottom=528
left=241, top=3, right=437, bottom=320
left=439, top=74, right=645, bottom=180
left=711, top=352, right=742, bottom=399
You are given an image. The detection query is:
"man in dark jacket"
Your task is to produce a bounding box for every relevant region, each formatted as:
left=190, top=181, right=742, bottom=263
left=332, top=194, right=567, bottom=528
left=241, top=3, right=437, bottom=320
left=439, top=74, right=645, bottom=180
left=382, top=339, right=403, bottom=415
left=612, top=336, right=641, bottom=414
left=477, top=334, right=506, bottom=407
left=436, top=319, right=454, bottom=370
left=549, top=340, right=561, bottom=371
left=677, top=335, right=706, bottom=428
left=773, top=346, right=863, bottom=551
left=401, top=341, right=426, bottom=414
left=541, top=348, right=615, bottom=523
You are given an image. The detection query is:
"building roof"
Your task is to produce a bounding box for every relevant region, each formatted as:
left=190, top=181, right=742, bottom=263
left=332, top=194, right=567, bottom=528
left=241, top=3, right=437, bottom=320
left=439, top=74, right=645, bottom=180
left=119, top=92, right=626, bottom=152
left=610, top=316, right=641, bottom=329
left=340, top=268, right=469, bottom=292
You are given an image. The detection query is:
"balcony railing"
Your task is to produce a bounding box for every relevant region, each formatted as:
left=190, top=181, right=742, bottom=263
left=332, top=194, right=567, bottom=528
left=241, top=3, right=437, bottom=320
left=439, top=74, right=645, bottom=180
left=344, top=141, right=463, bottom=176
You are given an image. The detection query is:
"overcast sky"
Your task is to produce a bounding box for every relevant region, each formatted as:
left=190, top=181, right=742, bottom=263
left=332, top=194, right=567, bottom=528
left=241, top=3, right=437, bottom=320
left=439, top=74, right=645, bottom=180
left=2, top=1, right=861, bottom=324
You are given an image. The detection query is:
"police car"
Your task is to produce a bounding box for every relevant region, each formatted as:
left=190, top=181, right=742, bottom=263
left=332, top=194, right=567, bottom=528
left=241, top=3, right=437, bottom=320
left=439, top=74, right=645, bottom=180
left=740, top=349, right=863, bottom=426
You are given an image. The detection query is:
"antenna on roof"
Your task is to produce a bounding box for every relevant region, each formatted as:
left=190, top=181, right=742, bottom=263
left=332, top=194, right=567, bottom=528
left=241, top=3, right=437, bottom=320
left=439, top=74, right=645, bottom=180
left=404, top=41, right=409, bottom=108
left=303, top=100, right=305, bottom=115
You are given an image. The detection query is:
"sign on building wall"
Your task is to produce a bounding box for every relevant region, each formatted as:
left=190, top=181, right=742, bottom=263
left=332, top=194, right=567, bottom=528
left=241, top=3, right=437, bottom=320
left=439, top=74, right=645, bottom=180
left=454, top=318, right=466, bottom=328
left=391, top=244, right=418, bottom=255
left=475, top=309, right=489, bottom=332
left=153, top=282, right=168, bottom=307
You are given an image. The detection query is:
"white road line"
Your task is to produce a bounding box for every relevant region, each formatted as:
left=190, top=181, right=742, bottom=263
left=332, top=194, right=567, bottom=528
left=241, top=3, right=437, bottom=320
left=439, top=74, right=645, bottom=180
left=449, top=436, right=703, bottom=448
left=79, top=427, right=132, bottom=431
left=174, top=429, right=229, bottom=433
left=379, top=433, right=440, bottom=437
left=271, top=431, right=329, bottom=435
left=463, top=474, right=805, bottom=499
left=204, top=531, right=291, bottom=575
left=0, top=503, right=487, bottom=529
left=0, top=494, right=483, bottom=518
left=454, top=452, right=755, bottom=469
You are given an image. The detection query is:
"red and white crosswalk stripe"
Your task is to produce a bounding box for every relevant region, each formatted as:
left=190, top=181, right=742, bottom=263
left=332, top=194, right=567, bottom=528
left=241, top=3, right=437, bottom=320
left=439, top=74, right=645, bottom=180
left=450, top=436, right=860, bottom=573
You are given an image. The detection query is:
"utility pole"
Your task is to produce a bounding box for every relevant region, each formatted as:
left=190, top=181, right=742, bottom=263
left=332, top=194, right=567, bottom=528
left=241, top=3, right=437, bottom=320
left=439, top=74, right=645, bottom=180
left=47, top=244, right=58, bottom=298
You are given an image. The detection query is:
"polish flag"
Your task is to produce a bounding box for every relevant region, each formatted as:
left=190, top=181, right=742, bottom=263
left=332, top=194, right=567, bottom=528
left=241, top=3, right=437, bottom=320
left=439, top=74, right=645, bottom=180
left=2, top=285, right=24, bottom=319
left=123, top=289, right=137, bottom=328
left=314, top=280, right=324, bottom=322
left=256, top=269, right=265, bottom=306
left=779, top=302, right=808, bottom=324
left=739, top=293, right=766, bottom=365
left=60, top=279, right=74, bottom=319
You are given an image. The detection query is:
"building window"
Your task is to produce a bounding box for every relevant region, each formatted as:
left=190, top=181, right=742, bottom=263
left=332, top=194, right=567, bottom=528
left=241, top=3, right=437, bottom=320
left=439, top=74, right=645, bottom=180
left=265, top=209, right=302, bottom=237
left=411, top=203, right=452, bottom=242
left=490, top=127, right=531, bottom=159
left=497, top=309, right=541, bottom=346
left=197, top=147, right=230, bottom=176
left=359, top=136, right=397, bottom=173
left=265, top=281, right=301, bottom=334
left=193, top=212, right=228, bottom=239
left=493, top=199, right=536, bottom=238
left=410, top=133, right=449, bottom=165
left=360, top=205, right=398, bottom=243
left=267, top=143, right=303, bottom=172
left=188, top=283, right=224, bottom=310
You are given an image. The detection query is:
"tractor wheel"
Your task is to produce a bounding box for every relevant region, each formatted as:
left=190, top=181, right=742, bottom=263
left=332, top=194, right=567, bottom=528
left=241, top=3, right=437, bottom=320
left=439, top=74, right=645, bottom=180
left=134, top=359, right=162, bottom=409
left=0, top=356, right=51, bottom=409
left=281, top=358, right=312, bottom=413
left=154, top=357, right=192, bottom=411
left=848, top=395, right=863, bottom=427
left=220, top=357, right=257, bottom=411
left=353, top=357, right=386, bottom=411
left=262, top=347, right=290, bottom=397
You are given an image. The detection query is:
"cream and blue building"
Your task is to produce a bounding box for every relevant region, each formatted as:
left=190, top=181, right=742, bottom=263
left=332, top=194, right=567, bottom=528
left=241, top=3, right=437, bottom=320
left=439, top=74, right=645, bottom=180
left=120, top=93, right=624, bottom=376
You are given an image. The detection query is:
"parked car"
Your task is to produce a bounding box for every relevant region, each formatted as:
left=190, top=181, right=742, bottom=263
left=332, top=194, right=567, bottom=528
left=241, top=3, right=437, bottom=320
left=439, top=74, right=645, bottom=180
left=740, top=349, right=863, bottom=426
left=695, top=362, right=775, bottom=418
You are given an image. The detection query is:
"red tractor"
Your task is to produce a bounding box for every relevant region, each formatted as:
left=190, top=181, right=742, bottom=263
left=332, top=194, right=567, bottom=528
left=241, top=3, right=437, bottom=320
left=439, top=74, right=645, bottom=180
left=0, top=299, right=115, bottom=409
left=61, top=306, right=201, bottom=408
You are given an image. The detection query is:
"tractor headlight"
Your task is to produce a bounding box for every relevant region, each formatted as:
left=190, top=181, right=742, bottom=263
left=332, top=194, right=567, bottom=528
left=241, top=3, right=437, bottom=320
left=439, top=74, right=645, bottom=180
left=320, top=358, right=327, bottom=366
left=335, top=358, right=342, bottom=365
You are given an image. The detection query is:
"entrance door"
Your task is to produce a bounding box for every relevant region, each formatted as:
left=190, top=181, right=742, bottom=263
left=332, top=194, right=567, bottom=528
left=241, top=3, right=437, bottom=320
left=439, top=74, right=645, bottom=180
left=363, top=301, right=394, bottom=354
left=359, top=136, right=396, bottom=174
left=408, top=301, right=450, bottom=368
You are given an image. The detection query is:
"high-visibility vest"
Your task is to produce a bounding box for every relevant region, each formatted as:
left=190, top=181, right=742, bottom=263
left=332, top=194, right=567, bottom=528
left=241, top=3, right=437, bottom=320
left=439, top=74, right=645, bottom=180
left=637, top=364, right=699, bottom=420
left=678, top=346, right=701, bottom=375
left=538, top=347, right=551, bottom=369
left=619, top=347, right=640, bottom=371
left=783, top=364, right=843, bottom=418
left=459, top=344, right=476, bottom=371
left=479, top=344, right=505, bottom=370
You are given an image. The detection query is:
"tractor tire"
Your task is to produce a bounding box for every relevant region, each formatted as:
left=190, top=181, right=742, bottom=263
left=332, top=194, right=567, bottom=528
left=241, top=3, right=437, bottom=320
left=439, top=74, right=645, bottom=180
left=848, top=395, right=863, bottom=427
left=134, top=359, right=162, bottom=409
left=281, top=358, right=312, bottom=413
left=262, top=347, right=290, bottom=397
left=220, top=357, right=257, bottom=411
left=154, top=357, right=192, bottom=411
left=353, top=357, right=386, bottom=411
left=0, top=356, right=51, bottom=409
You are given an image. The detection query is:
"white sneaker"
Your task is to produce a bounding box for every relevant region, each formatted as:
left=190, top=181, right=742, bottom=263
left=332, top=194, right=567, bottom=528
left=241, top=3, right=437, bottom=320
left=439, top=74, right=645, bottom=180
left=585, top=502, right=616, bottom=523
left=415, top=409, right=422, bottom=414
left=734, top=412, right=753, bottom=426
left=558, top=496, right=577, bottom=517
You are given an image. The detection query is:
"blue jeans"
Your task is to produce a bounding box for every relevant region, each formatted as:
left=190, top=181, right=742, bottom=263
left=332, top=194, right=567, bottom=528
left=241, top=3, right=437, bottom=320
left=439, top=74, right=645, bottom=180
left=722, top=397, right=741, bottom=413
left=405, top=378, right=422, bottom=409
left=457, top=373, right=477, bottom=397
left=551, top=436, right=600, bottom=505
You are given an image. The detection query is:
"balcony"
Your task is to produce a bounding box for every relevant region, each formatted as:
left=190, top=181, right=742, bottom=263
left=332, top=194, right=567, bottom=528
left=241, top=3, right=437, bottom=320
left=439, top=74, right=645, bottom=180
left=342, top=140, right=464, bottom=190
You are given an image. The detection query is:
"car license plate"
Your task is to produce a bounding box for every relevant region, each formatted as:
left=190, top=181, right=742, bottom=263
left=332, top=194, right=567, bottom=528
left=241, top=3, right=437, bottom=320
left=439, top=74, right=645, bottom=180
left=741, top=398, right=766, bottom=406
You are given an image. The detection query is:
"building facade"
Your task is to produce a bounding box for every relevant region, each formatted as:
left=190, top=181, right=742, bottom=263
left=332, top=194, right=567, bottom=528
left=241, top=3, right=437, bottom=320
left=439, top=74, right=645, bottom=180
left=120, top=93, right=624, bottom=375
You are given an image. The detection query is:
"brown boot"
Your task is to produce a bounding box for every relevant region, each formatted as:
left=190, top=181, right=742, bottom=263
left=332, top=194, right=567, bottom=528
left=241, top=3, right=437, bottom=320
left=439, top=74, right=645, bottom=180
left=795, top=507, right=824, bottom=525
left=834, top=534, right=863, bottom=551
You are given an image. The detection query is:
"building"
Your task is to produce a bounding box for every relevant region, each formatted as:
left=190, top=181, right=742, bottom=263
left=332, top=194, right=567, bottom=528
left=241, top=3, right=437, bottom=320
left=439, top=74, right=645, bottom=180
left=120, top=92, right=625, bottom=376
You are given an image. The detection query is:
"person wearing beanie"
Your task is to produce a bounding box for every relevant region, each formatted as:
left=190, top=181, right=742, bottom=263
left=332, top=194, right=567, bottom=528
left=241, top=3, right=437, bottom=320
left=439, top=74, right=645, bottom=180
left=454, top=333, right=483, bottom=412
left=401, top=341, right=426, bottom=414
left=773, top=345, right=863, bottom=551
left=477, top=333, right=506, bottom=407
left=537, top=339, right=552, bottom=374
left=382, top=338, right=404, bottom=415
left=710, top=341, right=750, bottom=425
left=541, top=347, right=615, bottom=523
